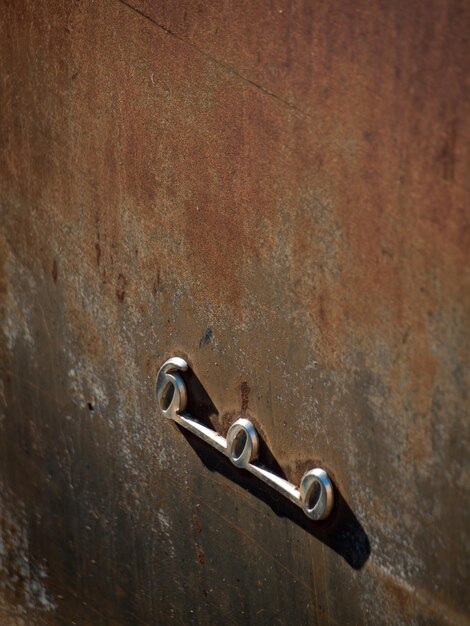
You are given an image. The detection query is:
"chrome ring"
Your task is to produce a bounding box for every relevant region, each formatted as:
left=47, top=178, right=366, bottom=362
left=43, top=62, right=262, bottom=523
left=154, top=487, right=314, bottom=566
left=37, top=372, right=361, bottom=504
left=226, top=418, right=259, bottom=468
left=299, top=468, right=334, bottom=521
left=156, top=357, right=188, bottom=419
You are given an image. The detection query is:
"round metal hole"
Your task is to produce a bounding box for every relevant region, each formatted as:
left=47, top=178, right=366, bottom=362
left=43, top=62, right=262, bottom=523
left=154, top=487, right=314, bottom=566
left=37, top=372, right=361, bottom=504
left=306, top=480, right=321, bottom=513
left=232, top=429, right=248, bottom=460
left=160, top=381, right=174, bottom=411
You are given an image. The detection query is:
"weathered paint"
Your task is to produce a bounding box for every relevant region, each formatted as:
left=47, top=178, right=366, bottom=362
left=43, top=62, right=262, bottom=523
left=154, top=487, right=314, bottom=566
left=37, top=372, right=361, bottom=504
left=0, top=0, right=469, bottom=624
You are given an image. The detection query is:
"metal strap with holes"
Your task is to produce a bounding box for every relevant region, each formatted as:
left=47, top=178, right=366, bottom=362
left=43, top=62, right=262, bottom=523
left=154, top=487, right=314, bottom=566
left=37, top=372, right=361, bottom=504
left=156, top=357, right=334, bottom=520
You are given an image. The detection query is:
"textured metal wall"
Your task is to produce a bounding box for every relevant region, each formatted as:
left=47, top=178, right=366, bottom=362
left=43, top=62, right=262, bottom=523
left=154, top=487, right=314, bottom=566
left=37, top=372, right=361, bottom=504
left=1, top=1, right=469, bottom=624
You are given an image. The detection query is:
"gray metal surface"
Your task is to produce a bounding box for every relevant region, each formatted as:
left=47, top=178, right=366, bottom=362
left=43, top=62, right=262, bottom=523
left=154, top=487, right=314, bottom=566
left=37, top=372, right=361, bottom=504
left=1, top=0, right=469, bottom=624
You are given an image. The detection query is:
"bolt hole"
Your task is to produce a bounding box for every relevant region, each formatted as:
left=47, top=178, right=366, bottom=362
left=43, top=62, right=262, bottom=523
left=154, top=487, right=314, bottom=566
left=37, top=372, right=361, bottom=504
left=160, top=381, right=174, bottom=411
left=232, top=429, right=247, bottom=460
left=306, top=480, right=321, bottom=512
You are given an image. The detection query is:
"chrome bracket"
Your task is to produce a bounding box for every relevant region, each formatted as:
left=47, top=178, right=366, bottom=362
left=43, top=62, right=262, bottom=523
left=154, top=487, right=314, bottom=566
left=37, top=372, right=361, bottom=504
left=156, top=357, right=334, bottom=520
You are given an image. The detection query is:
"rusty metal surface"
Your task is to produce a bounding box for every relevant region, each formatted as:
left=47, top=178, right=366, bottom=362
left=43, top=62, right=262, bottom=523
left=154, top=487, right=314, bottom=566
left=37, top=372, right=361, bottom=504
left=0, top=0, right=469, bottom=624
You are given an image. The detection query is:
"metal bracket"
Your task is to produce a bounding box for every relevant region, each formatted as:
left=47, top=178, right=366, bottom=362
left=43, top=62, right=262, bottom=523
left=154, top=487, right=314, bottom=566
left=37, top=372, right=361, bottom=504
left=156, top=357, right=334, bottom=520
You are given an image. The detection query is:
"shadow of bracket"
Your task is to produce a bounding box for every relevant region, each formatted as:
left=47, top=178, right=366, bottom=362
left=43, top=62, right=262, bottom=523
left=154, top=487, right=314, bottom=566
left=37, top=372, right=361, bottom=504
left=175, top=364, right=371, bottom=570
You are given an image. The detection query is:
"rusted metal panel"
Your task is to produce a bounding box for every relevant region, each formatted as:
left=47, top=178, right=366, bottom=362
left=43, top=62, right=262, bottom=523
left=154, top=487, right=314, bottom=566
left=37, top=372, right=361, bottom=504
left=0, top=0, right=469, bottom=624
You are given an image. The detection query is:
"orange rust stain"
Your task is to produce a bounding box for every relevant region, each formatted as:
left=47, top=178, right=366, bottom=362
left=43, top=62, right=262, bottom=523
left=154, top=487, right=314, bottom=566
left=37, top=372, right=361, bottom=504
left=240, top=381, right=250, bottom=417
left=116, top=274, right=127, bottom=303
left=95, top=242, right=101, bottom=267
left=195, top=544, right=205, bottom=566
left=192, top=507, right=203, bottom=535
left=51, top=258, right=58, bottom=284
